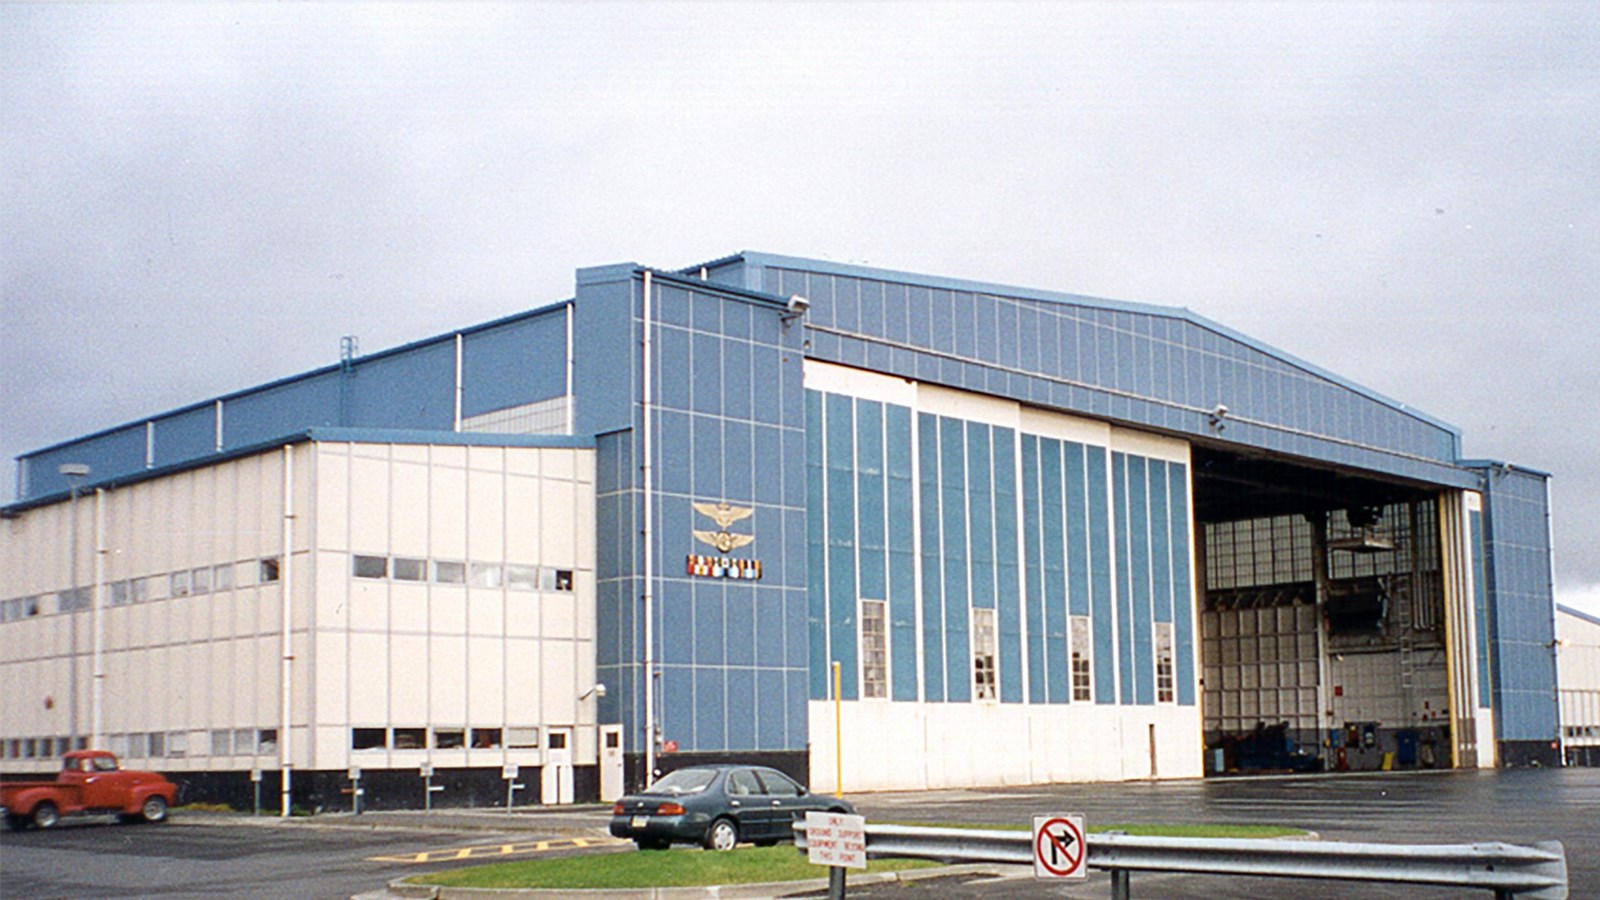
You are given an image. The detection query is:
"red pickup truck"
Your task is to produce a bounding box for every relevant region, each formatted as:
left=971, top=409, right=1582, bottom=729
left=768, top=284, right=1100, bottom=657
left=2, top=749, right=178, bottom=830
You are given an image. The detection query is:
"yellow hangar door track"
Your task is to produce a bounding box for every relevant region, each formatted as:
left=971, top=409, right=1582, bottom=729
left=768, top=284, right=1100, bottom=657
left=369, top=836, right=626, bottom=864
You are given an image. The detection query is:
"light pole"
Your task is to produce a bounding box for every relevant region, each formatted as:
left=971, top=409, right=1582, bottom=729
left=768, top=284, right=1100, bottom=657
left=60, top=462, right=90, bottom=750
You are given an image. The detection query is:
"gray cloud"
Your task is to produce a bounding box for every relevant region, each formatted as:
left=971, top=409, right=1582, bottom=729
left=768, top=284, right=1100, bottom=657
left=3, top=3, right=1596, bottom=608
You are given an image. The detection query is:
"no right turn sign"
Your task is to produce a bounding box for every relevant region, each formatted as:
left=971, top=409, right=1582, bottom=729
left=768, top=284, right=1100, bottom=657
left=1032, top=813, right=1088, bottom=880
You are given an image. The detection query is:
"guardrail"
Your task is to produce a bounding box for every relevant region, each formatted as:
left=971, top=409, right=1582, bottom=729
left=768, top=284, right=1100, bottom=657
left=793, top=821, right=1568, bottom=899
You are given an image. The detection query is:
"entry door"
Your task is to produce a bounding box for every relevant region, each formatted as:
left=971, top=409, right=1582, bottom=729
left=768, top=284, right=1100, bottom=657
left=599, top=725, right=624, bottom=802
left=542, top=727, right=574, bottom=804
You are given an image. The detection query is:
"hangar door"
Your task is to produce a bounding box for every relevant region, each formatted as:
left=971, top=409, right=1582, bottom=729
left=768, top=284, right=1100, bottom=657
left=1193, top=450, right=1475, bottom=774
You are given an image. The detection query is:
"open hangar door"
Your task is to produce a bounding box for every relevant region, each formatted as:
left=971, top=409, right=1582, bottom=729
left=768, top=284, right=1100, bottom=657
left=1191, top=447, right=1461, bottom=775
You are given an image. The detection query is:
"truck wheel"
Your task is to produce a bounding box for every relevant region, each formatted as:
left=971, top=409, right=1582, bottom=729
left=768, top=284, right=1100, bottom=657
left=140, top=796, right=168, bottom=823
left=32, top=802, right=59, bottom=830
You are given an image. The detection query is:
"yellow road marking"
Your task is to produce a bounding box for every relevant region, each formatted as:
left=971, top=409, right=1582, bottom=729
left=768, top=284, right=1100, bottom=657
left=368, top=836, right=626, bottom=864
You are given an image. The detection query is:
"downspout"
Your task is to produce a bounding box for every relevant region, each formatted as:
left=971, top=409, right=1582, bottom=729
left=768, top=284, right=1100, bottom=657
left=453, top=333, right=464, bottom=433
left=1543, top=475, right=1560, bottom=757
left=641, top=270, right=656, bottom=783
left=92, top=487, right=106, bottom=748
left=281, top=445, right=295, bottom=816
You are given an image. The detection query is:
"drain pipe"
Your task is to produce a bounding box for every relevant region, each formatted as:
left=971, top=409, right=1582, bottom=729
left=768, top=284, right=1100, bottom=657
left=280, top=444, right=295, bottom=816
left=641, top=270, right=657, bottom=786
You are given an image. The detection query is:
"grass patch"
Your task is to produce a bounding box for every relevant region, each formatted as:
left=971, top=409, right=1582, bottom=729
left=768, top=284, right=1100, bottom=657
left=411, top=845, right=935, bottom=890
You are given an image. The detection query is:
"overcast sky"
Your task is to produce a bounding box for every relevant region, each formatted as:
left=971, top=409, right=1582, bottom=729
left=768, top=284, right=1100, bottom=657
left=2, top=3, right=1596, bottom=614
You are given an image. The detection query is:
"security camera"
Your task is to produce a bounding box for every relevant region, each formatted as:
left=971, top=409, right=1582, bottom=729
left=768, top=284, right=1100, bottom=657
left=593, top=683, right=607, bottom=698
left=786, top=295, right=810, bottom=314
left=1211, top=404, right=1229, bottom=419
left=580, top=683, right=607, bottom=700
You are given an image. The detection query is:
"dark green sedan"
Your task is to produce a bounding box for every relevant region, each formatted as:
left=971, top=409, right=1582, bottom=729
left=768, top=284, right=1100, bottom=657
left=609, top=765, right=855, bottom=851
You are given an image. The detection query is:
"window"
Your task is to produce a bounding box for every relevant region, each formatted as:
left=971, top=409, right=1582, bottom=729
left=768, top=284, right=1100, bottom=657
left=547, top=731, right=567, bottom=750
left=392, top=728, right=425, bottom=750
left=130, top=578, right=149, bottom=603
left=727, top=769, right=761, bottom=796
left=860, top=600, right=888, bottom=699
left=148, top=732, right=165, bottom=758
left=167, top=732, right=188, bottom=758
left=554, top=570, right=574, bottom=591
left=352, top=728, right=387, bottom=750
left=506, top=564, right=538, bottom=591
left=392, top=557, right=426, bottom=582
left=58, top=587, right=91, bottom=613
left=234, top=728, right=255, bottom=754
left=190, top=566, right=211, bottom=595
left=605, top=731, right=620, bottom=749
left=353, top=555, right=388, bottom=579
left=506, top=727, right=540, bottom=748
left=1070, top=616, right=1093, bottom=702
left=756, top=770, right=803, bottom=797
left=434, top=729, right=466, bottom=749
left=257, top=729, right=278, bottom=755
left=434, top=561, right=466, bottom=584
left=1156, top=622, right=1176, bottom=703
left=470, top=727, right=502, bottom=749
left=469, top=563, right=503, bottom=588
left=109, top=581, right=130, bottom=607
left=213, top=564, right=234, bottom=591
left=972, top=608, right=997, bottom=701
left=170, top=570, right=190, bottom=597
left=210, top=730, right=232, bottom=756
left=259, top=558, right=281, bottom=583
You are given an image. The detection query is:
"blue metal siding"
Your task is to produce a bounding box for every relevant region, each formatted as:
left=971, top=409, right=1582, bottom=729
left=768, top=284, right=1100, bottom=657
left=224, top=374, right=341, bottom=446
left=1021, top=435, right=1047, bottom=704
left=460, top=308, right=568, bottom=417
left=967, top=422, right=995, bottom=610
left=744, top=254, right=1472, bottom=492
left=825, top=393, right=858, bottom=701
left=856, top=400, right=887, bottom=601
left=347, top=341, right=456, bottom=430
left=885, top=404, right=918, bottom=701
left=993, top=427, right=1023, bottom=703
left=919, top=412, right=945, bottom=702
left=1039, top=439, right=1069, bottom=703
left=1468, top=507, right=1492, bottom=709
left=939, top=416, right=972, bottom=702
left=153, top=404, right=216, bottom=467
left=806, top=391, right=829, bottom=700
left=1473, top=466, right=1558, bottom=743
left=1170, top=462, right=1196, bottom=706
left=1087, top=447, right=1116, bottom=704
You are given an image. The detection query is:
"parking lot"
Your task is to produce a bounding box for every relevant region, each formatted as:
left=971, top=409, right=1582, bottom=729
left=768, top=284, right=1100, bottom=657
left=2, top=767, right=1595, bottom=898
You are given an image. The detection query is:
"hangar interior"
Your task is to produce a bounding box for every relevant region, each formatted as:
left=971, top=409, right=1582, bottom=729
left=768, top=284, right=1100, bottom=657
left=1193, top=445, right=1458, bottom=773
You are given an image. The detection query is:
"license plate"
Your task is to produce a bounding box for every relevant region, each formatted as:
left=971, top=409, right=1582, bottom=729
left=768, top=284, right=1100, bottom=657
left=631, top=815, right=648, bottom=829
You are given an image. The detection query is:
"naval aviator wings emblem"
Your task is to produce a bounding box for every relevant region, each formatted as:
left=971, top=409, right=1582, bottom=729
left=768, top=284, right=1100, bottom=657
left=692, top=501, right=756, bottom=553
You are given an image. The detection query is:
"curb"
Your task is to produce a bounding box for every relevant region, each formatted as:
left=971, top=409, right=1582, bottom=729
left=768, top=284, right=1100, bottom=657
left=385, top=863, right=1009, bottom=899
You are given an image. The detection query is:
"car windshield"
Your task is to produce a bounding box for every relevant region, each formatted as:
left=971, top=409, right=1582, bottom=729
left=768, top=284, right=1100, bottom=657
left=645, top=767, right=717, bottom=795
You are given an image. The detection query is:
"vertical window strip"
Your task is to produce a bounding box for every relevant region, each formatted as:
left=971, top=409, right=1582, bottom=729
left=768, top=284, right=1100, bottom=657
left=1156, top=622, right=1176, bottom=703
left=972, top=607, right=997, bottom=701
left=824, top=393, right=858, bottom=700
left=806, top=390, right=830, bottom=700
left=993, top=427, right=1023, bottom=703
left=1129, top=455, right=1154, bottom=706
left=1040, top=438, right=1069, bottom=703
left=886, top=404, right=919, bottom=702
left=939, top=416, right=971, bottom=702
left=861, top=599, right=888, bottom=699
left=1070, top=615, right=1093, bottom=701
left=1087, top=446, right=1116, bottom=704
left=1170, top=462, right=1197, bottom=707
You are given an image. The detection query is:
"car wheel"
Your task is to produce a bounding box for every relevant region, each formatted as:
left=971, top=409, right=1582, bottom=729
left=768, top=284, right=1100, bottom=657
left=634, top=838, right=670, bottom=851
left=32, top=802, right=59, bottom=830
left=140, top=795, right=168, bottom=823
left=704, top=817, right=739, bottom=851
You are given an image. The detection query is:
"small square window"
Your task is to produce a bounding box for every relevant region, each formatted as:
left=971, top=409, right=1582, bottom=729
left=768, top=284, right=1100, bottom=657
left=210, top=729, right=232, bottom=756
left=506, top=565, right=538, bottom=591
left=167, top=731, right=188, bottom=758
left=392, top=728, right=426, bottom=750
left=109, top=581, right=130, bottom=607
left=434, top=729, right=466, bottom=749
left=392, top=557, right=426, bottom=582
left=190, top=566, right=211, bottom=595
left=257, top=729, right=278, bottom=754
left=554, top=569, right=574, bottom=591
left=506, top=727, right=539, bottom=749
left=259, top=558, right=281, bottom=583
left=352, top=728, right=387, bottom=750
left=434, top=561, right=466, bottom=584
left=353, top=555, right=388, bottom=579
left=170, top=571, right=190, bottom=597
left=131, top=578, right=149, bottom=603
left=469, top=563, right=503, bottom=588
left=234, top=728, right=254, bottom=754
left=213, top=564, right=234, bottom=591
left=470, top=727, right=502, bottom=749
left=148, top=732, right=166, bottom=758
left=547, top=731, right=567, bottom=750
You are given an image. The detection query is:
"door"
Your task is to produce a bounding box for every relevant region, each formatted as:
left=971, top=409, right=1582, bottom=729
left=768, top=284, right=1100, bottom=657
left=754, top=769, right=809, bottom=840
left=599, top=725, right=624, bottom=802
left=724, top=768, right=770, bottom=840
left=541, top=728, right=573, bottom=804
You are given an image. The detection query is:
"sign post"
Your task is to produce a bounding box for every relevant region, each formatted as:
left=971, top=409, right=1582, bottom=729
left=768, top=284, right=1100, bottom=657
left=347, top=765, right=363, bottom=815
left=1032, top=814, right=1088, bottom=881
left=806, top=811, right=866, bottom=900
left=503, top=764, right=522, bottom=814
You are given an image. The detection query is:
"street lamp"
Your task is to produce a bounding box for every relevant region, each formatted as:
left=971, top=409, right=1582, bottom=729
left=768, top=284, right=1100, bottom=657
left=59, top=463, right=90, bottom=750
